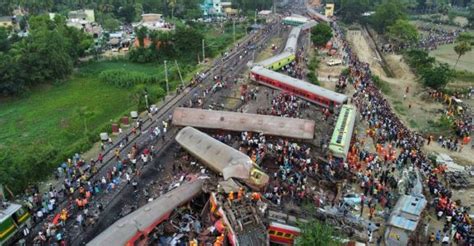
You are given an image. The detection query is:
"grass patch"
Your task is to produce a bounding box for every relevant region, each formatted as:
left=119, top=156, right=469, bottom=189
left=426, top=116, right=455, bottom=136
left=0, top=24, right=243, bottom=193
left=409, top=119, right=419, bottom=128
left=455, top=70, right=474, bottom=82
left=393, top=100, right=407, bottom=116
left=0, top=60, right=181, bottom=193
left=430, top=43, right=474, bottom=73
left=372, top=75, right=392, bottom=95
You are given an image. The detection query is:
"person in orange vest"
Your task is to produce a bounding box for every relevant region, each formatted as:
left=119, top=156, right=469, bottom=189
left=237, top=187, right=244, bottom=200
left=60, top=209, right=68, bottom=222
left=228, top=191, right=235, bottom=202
left=214, top=234, right=224, bottom=246
left=251, top=192, right=261, bottom=202
left=189, top=238, right=198, bottom=246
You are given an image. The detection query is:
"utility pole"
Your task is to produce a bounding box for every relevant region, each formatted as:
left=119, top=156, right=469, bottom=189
left=202, top=39, right=205, bottom=63
left=164, top=60, right=169, bottom=95
left=254, top=9, right=257, bottom=26
left=175, top=60, right=184, bottom=88
left=273, top=0, right=276, bottom=14
left=233, top=18, right=236, bottom=43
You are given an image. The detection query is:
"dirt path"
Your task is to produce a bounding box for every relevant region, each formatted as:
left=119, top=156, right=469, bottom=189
left=347, top=29, right=474, bottom=166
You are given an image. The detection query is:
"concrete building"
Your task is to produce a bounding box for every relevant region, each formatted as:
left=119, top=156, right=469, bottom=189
left=325, top=3, right=335, bottom=17
left=201, top=0, right=223, bottom=16
left=133, top=13, right=173, bottom=31
left=0, top=16, right=14, bottom=28
left=68, top=9, right=95, bottom=23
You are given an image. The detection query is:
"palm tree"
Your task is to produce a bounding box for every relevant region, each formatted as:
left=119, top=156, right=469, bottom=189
left=453, top=41, right=472, bottom=69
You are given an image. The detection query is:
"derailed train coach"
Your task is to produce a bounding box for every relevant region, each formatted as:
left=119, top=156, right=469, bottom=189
left=87, top=178, right=206, bottom=246
left=172, top=107, right=315, bottom=140
left=250, top=66, right=348, bottom=108
left=175, top=127, right=270, bottom=190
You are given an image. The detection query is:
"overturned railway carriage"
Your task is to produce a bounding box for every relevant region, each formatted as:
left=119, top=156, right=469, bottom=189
left=256, top=27, right=301, bottom=70
left=175, top=127, right=269, bottom=190
left=257, top=52, right=296, bottom=71
left=250, top=66, right=348, bottom=108
left=329, top=105, right=357, bottom=160
left=284, top=27, right=301, bottom=53
left=0, top=203, right=30, bottom=245
left=87, top=179, right=205, bottom=246
left=172, top=107, right=315, bottom=140
left=306, top=5, right=330, bottom=22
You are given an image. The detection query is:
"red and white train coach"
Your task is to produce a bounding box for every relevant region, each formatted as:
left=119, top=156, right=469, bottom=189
left=250, top=66, right=348, bottom=108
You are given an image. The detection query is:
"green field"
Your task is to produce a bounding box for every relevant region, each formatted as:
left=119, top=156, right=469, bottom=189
left=0, top=60, right=169, bottom=191
left=430, top=43, right=474, bottom=73
left=0, top=21, right=246, bottom=193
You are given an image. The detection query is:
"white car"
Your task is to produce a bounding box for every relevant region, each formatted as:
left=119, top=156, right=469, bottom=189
left=326, top=59, right=342, bottom=66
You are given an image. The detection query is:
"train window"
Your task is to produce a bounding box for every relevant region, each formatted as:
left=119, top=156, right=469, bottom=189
left=269, top=230, right=276, bottom=235
left=276, top=231, right=284, bottom=236
left=285, top=233, right=292, bottom=238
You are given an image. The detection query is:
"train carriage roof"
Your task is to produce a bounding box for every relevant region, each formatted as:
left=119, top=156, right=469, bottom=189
left=285, top=27, right=301, bottom=53
left=0, top=203, right=22, bottom=223
left=257, top=52, right=294, bottom=68
left=87, top=179, right=205, bottom=246
left=251, top=66, right=347, bottom=104
left=300, top=20, right=317, bottom=31
left=172, top=108, right=315, bottom=140
left=175, top=127, right=255, bottom=180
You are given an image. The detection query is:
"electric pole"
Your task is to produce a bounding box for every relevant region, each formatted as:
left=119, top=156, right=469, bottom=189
left=233, top=18, right=236, bottom=43
left=254, top=9, right=257, bottom=26
left=202, top=39, right=205, bottom=63
left=164, top=60, right=169, bottom=95
left=175, top=60, right=184, bottom=88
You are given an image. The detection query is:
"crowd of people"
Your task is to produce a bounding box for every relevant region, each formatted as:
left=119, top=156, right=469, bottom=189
left=381, top=24, right=462, bottom=52
left=333, top=21, right=473, bottom=244
left=22, top=114, right=173, bottom=245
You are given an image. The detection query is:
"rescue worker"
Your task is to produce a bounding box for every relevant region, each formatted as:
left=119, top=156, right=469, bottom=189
left=237, top=187, right=244, bottom=200
left=251, top=192, right=261, bottom=202
left=228, top=191, right=235, bottom=202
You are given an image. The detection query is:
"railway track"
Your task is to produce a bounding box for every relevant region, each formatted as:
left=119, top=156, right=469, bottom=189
left=23, top=22, right=278, bottom=245
left=64, top=22, right=282, bottom=245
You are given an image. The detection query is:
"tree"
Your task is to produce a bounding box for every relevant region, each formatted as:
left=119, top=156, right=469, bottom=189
left=453, top=41, right=472, bottom=69
left=420, top=63, right=454, bottom=89
left=295, top=220, right=341, bottom=246
left=336, top=0, right=371, bottom=23
left=405, top=49, right=435, bottom=71
left=135, top=26, right=148, bottom=48
left=168, top=0, right=177, bottom=19
left=387, top=19, right=419, bottom=47
left=468, top=4, right=474, bottom=27
left=372, top=0, right=407, bottom=33
left=311, top=23, right=333, bottom=47
left=103, top=14, right=121, bottom=32
left=0, top=27, right=9, bottom=52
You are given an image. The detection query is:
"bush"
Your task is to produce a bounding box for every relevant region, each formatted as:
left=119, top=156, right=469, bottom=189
left=372, top=75, right=392, bottom=94
left=99, top=69, right=161, bottom=88
left=307, top=72, right=320, bottom=85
